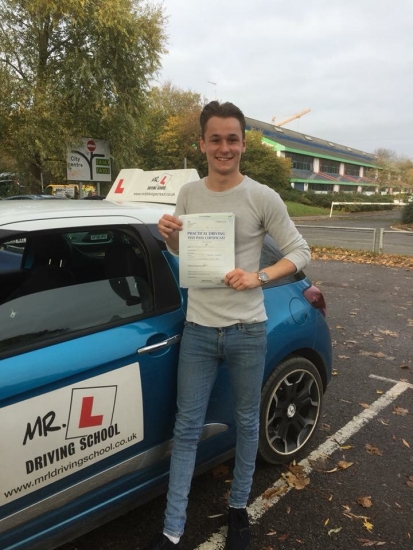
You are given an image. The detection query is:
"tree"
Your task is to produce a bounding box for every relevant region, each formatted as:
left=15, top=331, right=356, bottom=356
left=136, top=82, right=205, bottom=172
left=0, top=0, right=167, bottom=189
left=372, top=148, right=413, bottom=195
left=241, top=130, right=291, bottom=191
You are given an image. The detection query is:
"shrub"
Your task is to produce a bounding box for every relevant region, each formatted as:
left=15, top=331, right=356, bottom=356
left=402, top=203, right=413, bottom=224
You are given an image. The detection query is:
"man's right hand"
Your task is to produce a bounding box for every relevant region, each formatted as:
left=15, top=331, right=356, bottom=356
left=158, top=214, right=183, bottom=242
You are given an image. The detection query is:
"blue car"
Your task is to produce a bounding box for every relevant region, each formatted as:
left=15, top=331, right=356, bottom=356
left=0, top=197, right=332, bottom=550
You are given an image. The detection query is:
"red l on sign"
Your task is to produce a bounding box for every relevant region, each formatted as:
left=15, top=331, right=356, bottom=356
left=115, top=178, right=125, bottom=193
left=78, top=396, right=104, bottom=428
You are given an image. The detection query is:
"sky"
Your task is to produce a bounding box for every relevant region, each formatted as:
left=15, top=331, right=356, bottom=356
left=157, top=0, right=413, bottom=158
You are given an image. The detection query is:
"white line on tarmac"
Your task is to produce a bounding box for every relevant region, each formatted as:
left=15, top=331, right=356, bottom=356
left=194, top=380, right=411, bottom=550
left=369, top=373, right=413, bottom=389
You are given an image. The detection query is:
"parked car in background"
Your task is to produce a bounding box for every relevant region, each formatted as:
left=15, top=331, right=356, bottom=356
left=0, top=170, right=332, bottom=550
left=44, top=184, right=95, bottom=198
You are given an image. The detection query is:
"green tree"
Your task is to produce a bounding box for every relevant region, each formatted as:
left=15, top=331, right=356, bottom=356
left=0, top=0, right=167, bottom=189
left=242, top=130, right=291, bottom=191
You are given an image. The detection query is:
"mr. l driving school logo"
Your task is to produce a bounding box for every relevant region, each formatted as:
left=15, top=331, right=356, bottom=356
left=148, top=173, right=172, bottom=190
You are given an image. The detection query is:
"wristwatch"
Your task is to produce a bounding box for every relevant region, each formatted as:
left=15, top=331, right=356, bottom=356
left=257, top=271, right=270, bottom=285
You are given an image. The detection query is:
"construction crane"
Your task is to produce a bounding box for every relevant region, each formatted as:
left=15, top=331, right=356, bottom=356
left=272, top=108, right=311, bottom=127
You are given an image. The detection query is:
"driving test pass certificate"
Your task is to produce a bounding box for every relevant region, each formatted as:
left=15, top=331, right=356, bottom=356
left=179, top=213, right=235, bottom=288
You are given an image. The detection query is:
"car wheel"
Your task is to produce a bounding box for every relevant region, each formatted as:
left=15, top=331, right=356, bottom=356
left=259, top=357, right=323, bottom=464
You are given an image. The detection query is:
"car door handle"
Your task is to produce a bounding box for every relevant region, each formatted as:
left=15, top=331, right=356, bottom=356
left=137, top=334, right=182, bottom=355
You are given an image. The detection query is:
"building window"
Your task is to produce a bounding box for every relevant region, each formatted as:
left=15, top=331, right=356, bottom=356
left=319, top=160, right=340, bottom=174
left=345, top=165, right=360, bottom=177
left=285, top=152, right=313, bottom=171
left=308, top=184, right=334, bottom=192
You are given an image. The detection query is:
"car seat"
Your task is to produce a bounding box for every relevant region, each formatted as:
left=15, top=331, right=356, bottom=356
left=104, top=241, right=153, bottom=311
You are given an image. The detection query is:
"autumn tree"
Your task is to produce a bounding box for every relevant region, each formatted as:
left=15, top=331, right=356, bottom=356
left=0, top=0, right=167, bottom=190
left=371, top=149, right=413, bottom=196
left=137, top=82, right=205, bottom=172
left=242, top=130, right=292, bottom=191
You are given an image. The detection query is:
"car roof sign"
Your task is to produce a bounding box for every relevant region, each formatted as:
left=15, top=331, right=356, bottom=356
left=106, top=168, right=200, bottom=205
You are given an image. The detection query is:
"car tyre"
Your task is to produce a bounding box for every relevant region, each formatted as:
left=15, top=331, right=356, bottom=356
left=259, top=357, right=323, bottom=464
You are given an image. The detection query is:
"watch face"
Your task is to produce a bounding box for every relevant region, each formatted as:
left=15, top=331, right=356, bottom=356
left=258, top=271, right=269, bottom=284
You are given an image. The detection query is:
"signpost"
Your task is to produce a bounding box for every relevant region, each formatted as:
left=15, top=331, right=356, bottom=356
left=67, top=138, right=111, bottom=183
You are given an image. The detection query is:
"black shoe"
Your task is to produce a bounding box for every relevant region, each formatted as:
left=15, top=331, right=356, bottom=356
left=225, top=507, right=251, bottom=550
left=145, top=533, right=181, bottom=550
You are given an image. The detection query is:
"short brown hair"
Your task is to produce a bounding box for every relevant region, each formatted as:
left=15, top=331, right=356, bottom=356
left=200, top=101, right=246, bottom=138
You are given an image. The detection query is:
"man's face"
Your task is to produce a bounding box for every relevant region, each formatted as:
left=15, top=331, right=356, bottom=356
left=200, top=116, right=246, bottom=177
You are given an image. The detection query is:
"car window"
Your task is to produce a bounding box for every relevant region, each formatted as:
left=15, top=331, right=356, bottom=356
left=0, top=237, right=25, bottom=271
left=259, top=235, right=304, bottom=286
left=0, top=227, right=157, bottom=356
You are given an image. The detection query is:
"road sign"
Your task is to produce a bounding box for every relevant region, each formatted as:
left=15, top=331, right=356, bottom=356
left=67, top=138, right=111, bottom=182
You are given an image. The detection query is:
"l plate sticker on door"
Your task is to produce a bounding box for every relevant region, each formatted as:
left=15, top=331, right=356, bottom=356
left=0, top=363, right=143, bottom=505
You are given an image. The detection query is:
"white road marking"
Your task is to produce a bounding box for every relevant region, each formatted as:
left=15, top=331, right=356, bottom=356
left=369, top=373, right=413, bottom=389
left=195, top=379, right=411, bottom=549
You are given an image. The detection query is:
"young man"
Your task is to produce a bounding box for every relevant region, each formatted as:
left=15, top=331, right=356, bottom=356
left=150, top=101, right=311, bottom=550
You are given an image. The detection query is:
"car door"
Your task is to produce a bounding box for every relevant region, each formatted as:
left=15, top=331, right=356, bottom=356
left=0, top=222, right=184, bottom=549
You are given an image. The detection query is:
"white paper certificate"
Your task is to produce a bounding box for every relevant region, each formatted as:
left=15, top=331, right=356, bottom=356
left=179, top=213, right=235, bottom=288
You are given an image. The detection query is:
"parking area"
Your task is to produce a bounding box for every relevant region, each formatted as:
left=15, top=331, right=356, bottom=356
left=59, top=259, right=412, bottom=550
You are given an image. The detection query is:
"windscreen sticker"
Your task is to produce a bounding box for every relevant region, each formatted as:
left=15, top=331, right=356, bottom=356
left=0, top=363, right=143, bottom=506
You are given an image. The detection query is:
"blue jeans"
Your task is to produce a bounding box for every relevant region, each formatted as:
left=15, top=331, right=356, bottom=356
left=164, top=321, right=267, bottom=538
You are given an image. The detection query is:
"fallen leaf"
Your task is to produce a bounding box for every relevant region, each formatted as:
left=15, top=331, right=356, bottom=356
left=266, top=531, right=277, bottom=536
left=340, top=445, right=354, bottom=450
left=332, top=369, right=339, bottom=376
left=376, top=390, right=383, bottom=394
left=208, top=513, right=224, bottom=519
left=402, top=439, right=410, bottom=448
left=365, top=444, right=383, bottom=456
left=324, top=518, right=330, bottom=526
left=400, top=364, right=410, bottom=370
left=357, top=496, right=373, bottom=508
left=357, top=539, right=386, bottom=547
left=328, top=527, right=342, bottom=536
left=282, top=471, right=310, bottom=490
left=378, top=329, right=398, bottom=337
left=363, top=519, right=374, bottom=532
left=360, top=402, right=370, bottom=409
left=278, top=534, right=289, bottom=541
left=349, top=311, right=358, bottom=316
left=338, top=355, right=350, bottom=359
left=338, top=460, right=354, bottom=470
left=406, top=476, right=413, bottom=488
left=336, top=325, right=345, bottom=330
left=393, top=406, right=408, bottom=416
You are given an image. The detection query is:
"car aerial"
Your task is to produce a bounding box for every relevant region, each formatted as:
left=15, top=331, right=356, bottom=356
left=0, top=169, right=332, bottom=550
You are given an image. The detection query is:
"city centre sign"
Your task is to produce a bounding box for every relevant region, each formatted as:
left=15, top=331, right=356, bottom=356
left=67, top=138, right=111, bottom=182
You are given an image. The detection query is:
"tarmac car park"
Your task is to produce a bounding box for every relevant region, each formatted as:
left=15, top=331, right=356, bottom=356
left=0, top=169, right=332, bottom=550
